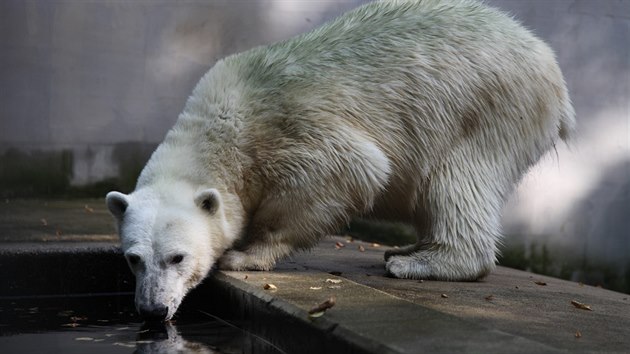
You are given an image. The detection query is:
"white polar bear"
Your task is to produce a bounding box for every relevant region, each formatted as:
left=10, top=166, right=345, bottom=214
left=107, top=0, right=575, bottom=321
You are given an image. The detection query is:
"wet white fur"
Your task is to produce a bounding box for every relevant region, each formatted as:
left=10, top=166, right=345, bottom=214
left=107, top=0, right=575, bottom=319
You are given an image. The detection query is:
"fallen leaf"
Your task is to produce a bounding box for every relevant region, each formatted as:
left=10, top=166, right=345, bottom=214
left=308, top=296, right=336, bottom=318
left=534, top=281, right=547, bottom=286
left=575, top=330, right=582, bottom=338
left=335, top=241, right=345, bottom=248
left=263, top=283, right=277, bottom=291
left=371, top=243, right=381, bottom=248
left=61, top=323, right=80, bottom=328
left=84, top=205, right=94, bottom=213
left=441, top=294, right=449, bottom=298
left=485, top=295, right=494, bottom=301
left=325, top=278, right=342, bottom=284
left=571, top=300, right=592, bottom=311
left=358, top=245, right=365, bottom=252
left=310, top=286, right=322, bottom=290
left=113, top=342, right=136, bottom=348
left=243, top=275, right=248, bottom=280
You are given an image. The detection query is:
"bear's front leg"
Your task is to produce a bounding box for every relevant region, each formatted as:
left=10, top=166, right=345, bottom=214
left=218, top=242, right=295, bottom=271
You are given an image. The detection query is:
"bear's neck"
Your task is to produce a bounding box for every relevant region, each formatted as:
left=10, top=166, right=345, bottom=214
left=136, top=111, right=243, bottom=197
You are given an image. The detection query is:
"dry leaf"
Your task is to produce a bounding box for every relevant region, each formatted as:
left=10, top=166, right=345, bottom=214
left=575, top=330, right=582, bottom=338
left=84, top=204, right=94, bottom=213
left=308, top=296, right=336, bottom=318
left=325, top=278, right=342, bottom=284
left=485, top=295, right=494, bottom=301
left=570, top=300, right=592, bottom=311
left=263, top=283, right=277, bottom=291
left=441, top=294, right=449, bottom=298
left=61, top=323, right=80, bottom=328
left=309, top=286, right=322, bottom=290
left=113, top=342, right=135, bottom=348
left=243, top=275, right=248, bottom=280
left=534, top=281, right=547, bottom=286
left=358, top=245, right=365, bottom=252
left=335, top=241, right=345, bottom=248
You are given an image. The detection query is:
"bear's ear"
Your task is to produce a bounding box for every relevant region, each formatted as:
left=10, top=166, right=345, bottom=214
left=194, top=188, right=221, bottom=215
left=106, top=191, right=129, bottom=219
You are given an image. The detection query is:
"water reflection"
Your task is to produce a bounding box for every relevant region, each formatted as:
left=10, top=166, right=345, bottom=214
left=0, top=295, right=285, bottom=354
left=134, top=322, right=216, bottom=354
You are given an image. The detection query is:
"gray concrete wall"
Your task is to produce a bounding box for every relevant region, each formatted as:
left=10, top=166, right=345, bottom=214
left=1, top=1, right=629, bottom=280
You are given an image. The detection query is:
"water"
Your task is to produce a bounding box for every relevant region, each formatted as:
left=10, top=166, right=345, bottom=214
left=0, top=294, right=285, bottom=354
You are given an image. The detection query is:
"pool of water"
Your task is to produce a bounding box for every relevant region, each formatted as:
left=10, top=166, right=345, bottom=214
left=0, top=294, right=286, bottom=354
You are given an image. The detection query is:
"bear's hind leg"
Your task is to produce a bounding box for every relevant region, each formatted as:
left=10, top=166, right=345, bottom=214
left=386, top=152, right=507, bottom=281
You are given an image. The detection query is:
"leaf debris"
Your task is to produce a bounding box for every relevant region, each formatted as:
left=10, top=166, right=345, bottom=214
left=263, top=283, right=277, bottom=291
left=570, top=300, right=592, bottom=311
left=575, top=330, right=582, bottom=338
left=308, top=296, right=336, bottom=318
left=441, top=294, right=449, bottom=298
left=358, top=245, right=365, bottom=252
left=534, top=281, right=547, bottom=286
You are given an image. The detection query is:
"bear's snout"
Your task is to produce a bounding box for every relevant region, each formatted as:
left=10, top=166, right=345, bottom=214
left=138, top=304, right=169, bottom=322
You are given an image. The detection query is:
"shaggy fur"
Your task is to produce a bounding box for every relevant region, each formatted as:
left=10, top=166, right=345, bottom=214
left=107, top=0, right=575, bottom=320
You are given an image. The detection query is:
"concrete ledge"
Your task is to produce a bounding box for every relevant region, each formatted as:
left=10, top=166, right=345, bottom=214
left=204, top=237, right=630, bottom=353
left=0, top=243, right=133, bottom=297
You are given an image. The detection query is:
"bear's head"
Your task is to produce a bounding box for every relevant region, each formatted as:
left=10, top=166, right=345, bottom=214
left=105, top=186, right=232, bottom=321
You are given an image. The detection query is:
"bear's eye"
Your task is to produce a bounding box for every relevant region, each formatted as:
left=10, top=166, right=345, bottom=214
left=170, top=254, right=184, bottom=265
left=127, top=254, right=141, bottom=266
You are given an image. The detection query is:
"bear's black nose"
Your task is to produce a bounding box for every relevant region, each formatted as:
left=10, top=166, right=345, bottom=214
left=138, top=305, right=169, bottom=322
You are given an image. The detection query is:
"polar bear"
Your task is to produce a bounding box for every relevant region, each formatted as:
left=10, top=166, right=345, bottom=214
left=106, top=0, right=575, bottom=321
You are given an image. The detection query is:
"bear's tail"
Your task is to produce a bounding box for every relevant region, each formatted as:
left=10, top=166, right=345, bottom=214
left=558, top=94, right=576, bottom=144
